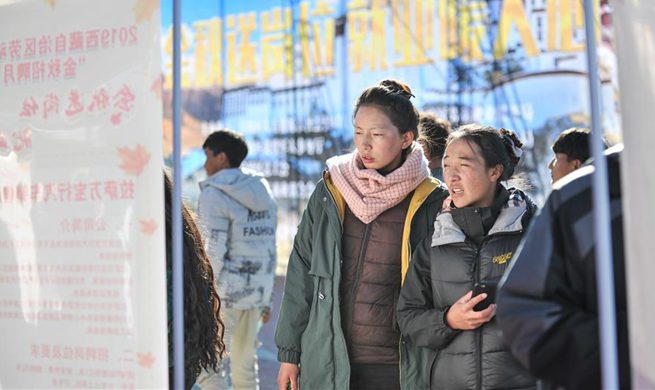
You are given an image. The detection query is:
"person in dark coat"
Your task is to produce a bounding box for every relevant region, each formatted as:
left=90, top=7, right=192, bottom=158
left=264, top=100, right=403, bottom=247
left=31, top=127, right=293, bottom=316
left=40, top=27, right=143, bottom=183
left=548, top=127, right=607, bottom=184
left=397, top=124, right=537, bottom=390
left=496, top=145, right=631, bottom=389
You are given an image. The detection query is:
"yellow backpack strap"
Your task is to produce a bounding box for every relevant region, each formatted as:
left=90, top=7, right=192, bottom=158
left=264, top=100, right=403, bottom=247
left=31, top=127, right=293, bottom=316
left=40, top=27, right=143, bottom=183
left=401, top=178, right=440, bottom=284
left=323, top=170, right=345, bottom=223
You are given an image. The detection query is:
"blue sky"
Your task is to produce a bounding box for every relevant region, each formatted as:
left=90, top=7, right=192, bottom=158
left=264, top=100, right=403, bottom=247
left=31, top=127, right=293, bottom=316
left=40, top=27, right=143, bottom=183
left=161, top=0, right=288, bottom=28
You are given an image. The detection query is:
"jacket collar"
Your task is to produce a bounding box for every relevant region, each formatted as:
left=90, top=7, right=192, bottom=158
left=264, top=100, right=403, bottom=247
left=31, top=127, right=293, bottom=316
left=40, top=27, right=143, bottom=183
left=431, top=188, right=529, bottom=247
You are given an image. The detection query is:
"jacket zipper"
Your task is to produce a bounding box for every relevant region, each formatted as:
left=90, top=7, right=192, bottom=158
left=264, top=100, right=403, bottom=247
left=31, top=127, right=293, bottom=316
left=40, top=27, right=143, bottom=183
left=474, top=243, right=482, bottom=390
left=474, top=229, right=524, bottom=390
left=350, top=223, right=372, bottom=340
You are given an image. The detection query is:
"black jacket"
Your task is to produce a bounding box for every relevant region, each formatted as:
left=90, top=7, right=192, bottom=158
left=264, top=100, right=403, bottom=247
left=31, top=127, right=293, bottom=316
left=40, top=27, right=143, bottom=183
left=397, top=188, right=536, bottom=390
left=496, top=147, right=631, bottom=389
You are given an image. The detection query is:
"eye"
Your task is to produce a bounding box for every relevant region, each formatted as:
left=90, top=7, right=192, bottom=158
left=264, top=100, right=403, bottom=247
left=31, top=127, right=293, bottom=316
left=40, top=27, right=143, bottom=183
left=372, top=133, right=383, bottom=137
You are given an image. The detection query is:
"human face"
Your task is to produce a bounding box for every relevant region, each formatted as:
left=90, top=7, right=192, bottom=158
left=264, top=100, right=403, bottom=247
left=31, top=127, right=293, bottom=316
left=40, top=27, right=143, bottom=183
left=353, top=105, right=413, bottom=174
left=442, top=138, right=502, bottom=208
left=204, top=147, right=228, bottom=176
left=548, top=153, right=580, bottom=184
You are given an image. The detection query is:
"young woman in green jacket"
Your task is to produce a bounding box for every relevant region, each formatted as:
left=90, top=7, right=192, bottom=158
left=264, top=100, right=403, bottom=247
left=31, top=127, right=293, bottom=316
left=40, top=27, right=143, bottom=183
left=275, top=80, right=448, bottom=390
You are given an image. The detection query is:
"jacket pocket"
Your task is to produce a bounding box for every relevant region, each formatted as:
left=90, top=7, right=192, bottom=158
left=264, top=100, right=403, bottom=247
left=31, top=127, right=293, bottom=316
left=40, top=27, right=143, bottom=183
left=300, top=275, right=326, bottom=350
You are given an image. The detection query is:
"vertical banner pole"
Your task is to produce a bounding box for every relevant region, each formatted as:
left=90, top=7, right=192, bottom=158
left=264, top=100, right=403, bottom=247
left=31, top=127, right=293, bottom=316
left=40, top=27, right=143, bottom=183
left=582, top=0, right=619, bottom=388
left=172, top=0, right=185, bottom=388
left=339, top=0, right=348, bottom=135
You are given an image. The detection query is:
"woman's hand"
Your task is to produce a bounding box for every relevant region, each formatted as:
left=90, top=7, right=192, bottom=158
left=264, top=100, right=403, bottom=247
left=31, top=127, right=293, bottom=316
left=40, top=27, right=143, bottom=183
left=278, top=362, right=300, bottom=390
left=445, top=290, right=496, bottom=330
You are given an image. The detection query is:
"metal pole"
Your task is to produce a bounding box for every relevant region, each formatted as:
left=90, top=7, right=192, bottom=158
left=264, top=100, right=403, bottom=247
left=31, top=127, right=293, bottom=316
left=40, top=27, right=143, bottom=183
left=220, top=0, right=226, bottom=123
left=339, top=0, right=348, bottom=137
left=172, top=0, right=185, bottom=388
left=582, top=0, right=619, bottom=388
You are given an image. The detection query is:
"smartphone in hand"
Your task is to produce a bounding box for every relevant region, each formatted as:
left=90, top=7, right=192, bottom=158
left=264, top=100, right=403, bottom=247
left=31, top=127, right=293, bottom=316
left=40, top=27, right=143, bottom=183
left=472, top=280, right=498, bottom=311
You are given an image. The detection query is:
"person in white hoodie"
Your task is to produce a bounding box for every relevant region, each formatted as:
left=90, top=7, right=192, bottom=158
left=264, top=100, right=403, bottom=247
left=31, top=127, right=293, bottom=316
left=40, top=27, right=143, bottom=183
left=194, top=130, right=278, bottom=390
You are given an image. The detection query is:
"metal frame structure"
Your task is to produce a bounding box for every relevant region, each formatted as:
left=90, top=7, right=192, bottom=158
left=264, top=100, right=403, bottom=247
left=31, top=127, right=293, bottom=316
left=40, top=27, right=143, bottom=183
left=166, top=1, right=620, bottom=388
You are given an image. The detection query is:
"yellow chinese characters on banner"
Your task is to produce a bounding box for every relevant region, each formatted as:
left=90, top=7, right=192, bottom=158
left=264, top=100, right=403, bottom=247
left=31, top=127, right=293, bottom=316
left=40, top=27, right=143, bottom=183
left=300, top=1, right=336, bottom=77
left=193, top=18, right=222, bottom=88
left=261, top=7, right=292, bottom=80
left=348, top=0, right=388, bottom=72
left=391, top=0, right=433, bottom=67
left=161, top=0, right=599, bottom=89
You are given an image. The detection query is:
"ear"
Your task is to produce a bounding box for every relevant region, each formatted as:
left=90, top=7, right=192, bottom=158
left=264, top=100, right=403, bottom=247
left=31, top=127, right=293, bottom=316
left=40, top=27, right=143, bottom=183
left=489, top=164, right=503, bottom=182
left=213, top=151, right=229, bottom=168
left=572, top=159, right=583, bottom=170
left=401, top=131, right=414, bottom=149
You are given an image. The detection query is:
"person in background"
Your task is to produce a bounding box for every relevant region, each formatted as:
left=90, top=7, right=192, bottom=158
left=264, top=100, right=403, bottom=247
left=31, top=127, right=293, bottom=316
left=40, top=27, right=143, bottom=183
left=397, top=125, right=537, bottom=390
left=275, top=80, right=448, bottom=390
left=548, top=127, right=607, bottom=184
left=496, top=145, right=631, bottom=389
left=417, top=112, right=452, bottom=181
left=164, top=171, right=225, bottom=389
left=195, top=130, right=278, bottom=390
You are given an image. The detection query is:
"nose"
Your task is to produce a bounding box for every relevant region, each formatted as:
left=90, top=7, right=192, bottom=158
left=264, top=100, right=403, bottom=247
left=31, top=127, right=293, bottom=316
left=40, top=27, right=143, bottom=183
left=360, top=134, right=372, bottom=150
left=548, top=157, right=554, bottom=170
left=443, top=165, right=459, bottom=182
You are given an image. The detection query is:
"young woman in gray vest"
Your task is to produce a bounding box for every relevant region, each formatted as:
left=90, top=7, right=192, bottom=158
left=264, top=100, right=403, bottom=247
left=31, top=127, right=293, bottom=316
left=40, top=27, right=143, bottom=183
left=397, top=125, right=537, bottom=389
left=275, top=80, right=449, bottom=390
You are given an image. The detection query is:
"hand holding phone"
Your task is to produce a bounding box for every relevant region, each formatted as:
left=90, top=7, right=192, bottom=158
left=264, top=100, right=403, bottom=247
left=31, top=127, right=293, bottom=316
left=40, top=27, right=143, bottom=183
left=472, top=280, right=498, bottom=312
left=445, top=289, right=496, bottom=330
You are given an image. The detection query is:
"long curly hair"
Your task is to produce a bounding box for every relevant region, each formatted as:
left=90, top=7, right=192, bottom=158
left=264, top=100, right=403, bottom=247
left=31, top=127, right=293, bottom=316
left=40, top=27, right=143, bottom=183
left=164, top=170, right=225, bottom=389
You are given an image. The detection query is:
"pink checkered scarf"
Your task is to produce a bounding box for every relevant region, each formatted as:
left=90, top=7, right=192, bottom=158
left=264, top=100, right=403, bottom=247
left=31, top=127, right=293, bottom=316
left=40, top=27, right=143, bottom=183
left=327, top=143, right=429, bottom=224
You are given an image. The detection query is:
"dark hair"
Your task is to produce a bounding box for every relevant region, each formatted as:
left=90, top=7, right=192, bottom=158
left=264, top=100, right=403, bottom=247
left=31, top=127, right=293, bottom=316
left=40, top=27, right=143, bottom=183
left=353, top=79, right=420, bottom=139
left=552, top=127, right=606, bottom=163
left=202, top=130, right=248, bottom=168
left=447, top=124, right=523, bottom=181
left=164, top=171, right=225, bottom=389
left=418, top=112, right=452, bottom=159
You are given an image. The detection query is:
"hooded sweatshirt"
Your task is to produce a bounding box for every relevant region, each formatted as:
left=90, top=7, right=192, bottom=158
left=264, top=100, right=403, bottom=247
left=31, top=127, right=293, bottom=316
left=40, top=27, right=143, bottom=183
left=197, top=167, right=278, bottom=311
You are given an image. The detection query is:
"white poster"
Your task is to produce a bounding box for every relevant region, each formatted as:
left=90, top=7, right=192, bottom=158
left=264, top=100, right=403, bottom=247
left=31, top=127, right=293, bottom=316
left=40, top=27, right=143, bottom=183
left=0, top=0, right=167, bottom=388
left=614, top=0, right=655, bottom=388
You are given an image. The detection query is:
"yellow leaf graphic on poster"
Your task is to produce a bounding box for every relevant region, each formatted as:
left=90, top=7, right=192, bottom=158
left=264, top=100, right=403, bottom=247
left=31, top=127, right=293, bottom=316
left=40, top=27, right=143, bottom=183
left=117, top=144, right=150, bottom=176
left=139, top=219, right=158, bottom=235
left=43, top=0, right=56, bottom=7
left=133, top=0, right=159, bottom=24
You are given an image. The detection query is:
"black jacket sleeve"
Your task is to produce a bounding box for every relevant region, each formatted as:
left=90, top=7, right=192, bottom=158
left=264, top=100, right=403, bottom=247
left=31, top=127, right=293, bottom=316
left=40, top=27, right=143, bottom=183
left=496, top=190, right=601, bottom=389
left=397, top=237, right=460, bottom=350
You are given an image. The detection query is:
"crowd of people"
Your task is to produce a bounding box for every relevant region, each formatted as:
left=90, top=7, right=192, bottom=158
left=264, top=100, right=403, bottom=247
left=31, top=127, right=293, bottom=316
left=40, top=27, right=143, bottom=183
left=169, top=79, right=630, bottom=390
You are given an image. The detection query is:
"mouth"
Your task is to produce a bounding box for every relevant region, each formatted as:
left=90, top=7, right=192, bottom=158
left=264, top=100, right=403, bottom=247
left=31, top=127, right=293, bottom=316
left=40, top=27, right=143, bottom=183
left=361, top=156, right=374, bottom=164
left=450, top=187, right=464, bottom=195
